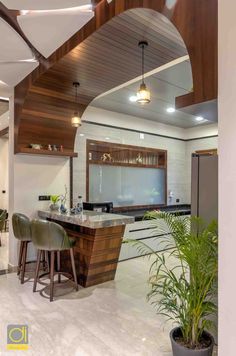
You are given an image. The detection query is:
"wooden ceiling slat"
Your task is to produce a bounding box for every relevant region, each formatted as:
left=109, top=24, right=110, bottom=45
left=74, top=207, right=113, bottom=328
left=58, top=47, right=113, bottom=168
left=14, top=1, right=217, bottom=155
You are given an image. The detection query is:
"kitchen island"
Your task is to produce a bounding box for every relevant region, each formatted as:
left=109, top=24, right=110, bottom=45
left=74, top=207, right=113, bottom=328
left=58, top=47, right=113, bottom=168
left=38, top=210, right=134, bottom=287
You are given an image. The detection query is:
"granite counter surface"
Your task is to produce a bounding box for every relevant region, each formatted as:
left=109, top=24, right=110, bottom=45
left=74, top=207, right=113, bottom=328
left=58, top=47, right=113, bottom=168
left=38, top=210, right=135, bottom=229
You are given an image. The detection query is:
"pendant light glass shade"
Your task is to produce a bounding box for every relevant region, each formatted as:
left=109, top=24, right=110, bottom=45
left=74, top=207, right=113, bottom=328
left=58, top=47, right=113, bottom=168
left=71, top=82, right=82, bottom=127
left=136, top=41, right=151, bottom=105
left=137, top=83, right=151, bottom=104
left=71, top=111, right=81, bottom=127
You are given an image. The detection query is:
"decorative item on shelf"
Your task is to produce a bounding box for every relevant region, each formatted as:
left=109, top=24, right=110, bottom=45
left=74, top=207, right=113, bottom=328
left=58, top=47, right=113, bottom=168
left=60, top=185, right=68, bottom=213
left=71, top=82, right=82, bottom=128
left=30, top=143, right=42, bottom=150
left=53, top=145, right=58, bottom=151
left=137, top=41, right=151, bottom=105
left=60, top=145, right=64, bottom=152
left=89, top=152, right=92, bottom=161
left=49, top=195, right=60, bottom=211
left=48, top=144, right=52, bottom=151
left=136, top=153, right=143, bottom=164
left=101, top=153, right=113, bottom=162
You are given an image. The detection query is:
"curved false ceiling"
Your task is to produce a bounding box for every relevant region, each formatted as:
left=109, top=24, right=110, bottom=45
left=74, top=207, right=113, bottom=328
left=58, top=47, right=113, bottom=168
left=14, top=0, right=217, bottom=156
left=17, top=10, right=94, bottom=58
left=0, top=17, right=34, bottom=61
left=1, top=0, right=91, bottom=10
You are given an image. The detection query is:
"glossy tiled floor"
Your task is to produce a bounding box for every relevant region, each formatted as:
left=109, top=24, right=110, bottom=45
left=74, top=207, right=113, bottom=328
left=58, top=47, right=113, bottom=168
left=0, top=255, right=217, bottom=356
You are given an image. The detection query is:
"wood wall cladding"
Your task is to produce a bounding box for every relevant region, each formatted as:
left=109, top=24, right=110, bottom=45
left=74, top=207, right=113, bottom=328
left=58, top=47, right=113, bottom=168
left=14, top=0, right=217, bottom=157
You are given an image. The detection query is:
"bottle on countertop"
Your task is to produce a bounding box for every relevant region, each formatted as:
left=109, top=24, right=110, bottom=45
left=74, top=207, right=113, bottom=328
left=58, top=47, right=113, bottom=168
left=77, top=196, right=83, bottom=214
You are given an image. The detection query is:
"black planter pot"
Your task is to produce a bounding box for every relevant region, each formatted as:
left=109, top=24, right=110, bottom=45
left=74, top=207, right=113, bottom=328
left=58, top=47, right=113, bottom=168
left=170, top=327, right=214, bottom=356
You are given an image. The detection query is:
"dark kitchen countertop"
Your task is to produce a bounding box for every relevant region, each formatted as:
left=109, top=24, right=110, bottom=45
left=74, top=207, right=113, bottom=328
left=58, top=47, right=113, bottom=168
left=113, top=204, right=191, bottom=221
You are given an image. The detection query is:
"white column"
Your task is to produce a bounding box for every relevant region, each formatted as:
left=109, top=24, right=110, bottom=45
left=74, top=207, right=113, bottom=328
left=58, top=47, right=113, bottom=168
left=219, top=1, right=236, bottom=354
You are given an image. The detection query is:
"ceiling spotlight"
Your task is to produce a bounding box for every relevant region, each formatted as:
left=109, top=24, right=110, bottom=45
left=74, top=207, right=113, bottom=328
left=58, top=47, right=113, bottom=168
left=105, top=137, right=110, bottom=140
left=129, top=95, right=138, bottom=103
left=166, top=107, right=175, bottom=113
left=196, top=116, right=204, bottom=122
left=71, top=82, right=82, bottom=128
left=79, top=133, right=84, bottom=137
left=136, top=41, right=151, bottom=105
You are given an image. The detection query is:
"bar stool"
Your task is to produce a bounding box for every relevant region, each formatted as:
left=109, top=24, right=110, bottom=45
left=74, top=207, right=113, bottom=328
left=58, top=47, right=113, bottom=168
left=12, top=213, right=32, bottom=284
left=31, top=219, right=78, bottom=302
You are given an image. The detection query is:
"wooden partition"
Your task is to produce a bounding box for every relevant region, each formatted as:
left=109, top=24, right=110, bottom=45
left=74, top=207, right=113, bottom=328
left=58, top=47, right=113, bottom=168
left=12, top=0, right=217, bottom=158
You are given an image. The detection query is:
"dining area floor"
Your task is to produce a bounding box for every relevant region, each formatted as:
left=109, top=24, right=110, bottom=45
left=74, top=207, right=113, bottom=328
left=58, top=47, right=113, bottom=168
left=0, top=255, right=218, bottom=356
left=0, top=256, right=174, bottom=356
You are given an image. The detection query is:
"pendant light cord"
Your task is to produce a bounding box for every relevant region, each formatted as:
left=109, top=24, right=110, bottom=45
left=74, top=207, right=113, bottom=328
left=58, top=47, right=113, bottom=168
left=142, top=44, right=145, bottom=84
left=75, top=84, right=78, bottom=111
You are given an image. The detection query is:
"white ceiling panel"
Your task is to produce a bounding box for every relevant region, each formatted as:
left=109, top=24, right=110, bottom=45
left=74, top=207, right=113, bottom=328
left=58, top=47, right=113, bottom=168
left=0, top=111, right=9, bottom=131
left=1, top=1, right=91, bottom=10
left=18, top=10, right=94, bottom=58
left=0, top=81, right=12, bottom=98
left=92, top=60, right=212, bottom=128
left=0, top=18, right=34, bottom=62
left=0, top=62, right=38, bottom=86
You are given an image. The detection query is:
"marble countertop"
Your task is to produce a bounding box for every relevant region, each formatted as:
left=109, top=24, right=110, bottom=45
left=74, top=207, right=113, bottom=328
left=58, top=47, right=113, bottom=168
left=38, top=210, right=134, bottom=229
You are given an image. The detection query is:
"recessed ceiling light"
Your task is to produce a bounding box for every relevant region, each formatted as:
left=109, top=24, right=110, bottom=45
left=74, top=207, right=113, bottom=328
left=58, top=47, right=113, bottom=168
left=105, top=137, right=110, bottom=140
left=196, top=116, right=204, bottom=122
left=166, top=107, right=175, bottom=113
left=140, top=133, right=145, bottom=140
left=129, top=95, right=137, bottom=103
left=79, top=133, right=84, bottom=137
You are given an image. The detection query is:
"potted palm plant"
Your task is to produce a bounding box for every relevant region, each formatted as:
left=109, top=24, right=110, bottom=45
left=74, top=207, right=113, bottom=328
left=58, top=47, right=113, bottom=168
left=126, top=211, right=217, bottom=356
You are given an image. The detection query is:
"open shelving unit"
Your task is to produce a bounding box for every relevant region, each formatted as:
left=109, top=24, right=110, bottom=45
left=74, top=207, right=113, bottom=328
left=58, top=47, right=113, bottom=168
left=86, top=140, right=167, bottom=208
left=87, top=140, right=167, bottom=168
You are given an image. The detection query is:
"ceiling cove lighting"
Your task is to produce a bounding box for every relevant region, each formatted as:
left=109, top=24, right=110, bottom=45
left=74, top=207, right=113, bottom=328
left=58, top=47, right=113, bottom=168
left=136, top=41, right=151, bottom=105
left=71, top=82, right=82, bottom=128
left=166, top=107, right=176, bottom=113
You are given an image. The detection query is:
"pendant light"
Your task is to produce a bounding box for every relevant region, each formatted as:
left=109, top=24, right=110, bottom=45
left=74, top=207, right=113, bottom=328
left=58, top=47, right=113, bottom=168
left=137, top=41, right=151, bottom=105
left=71, top=82, right=82, bottom=128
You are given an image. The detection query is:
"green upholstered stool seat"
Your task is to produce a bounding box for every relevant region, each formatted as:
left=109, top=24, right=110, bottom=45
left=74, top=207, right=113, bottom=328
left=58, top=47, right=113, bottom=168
left=31, top=219, right=78, bottom=302
left=12, top=213, right=31, bottom=242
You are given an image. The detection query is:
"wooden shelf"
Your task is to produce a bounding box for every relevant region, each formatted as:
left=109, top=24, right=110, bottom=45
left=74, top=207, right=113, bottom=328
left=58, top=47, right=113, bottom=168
left=87, top=140, right=167, bottom=168
left=88, top=160, right=165, bottom=169
left=17, top=147, right=78, bottom=158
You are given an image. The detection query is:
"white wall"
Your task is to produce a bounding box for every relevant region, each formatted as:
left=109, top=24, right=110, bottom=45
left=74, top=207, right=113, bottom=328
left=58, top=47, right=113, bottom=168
left=9, top=155, right=70, bottom=266
left=74, top=121, right=188, bottom=205
left=219, top=1, right=236, bottom=355
left=0, top=137, right=8, bottom=210
left=73, top=107, right=218, bottom=205
left=8, top=97, right=70, bottom=266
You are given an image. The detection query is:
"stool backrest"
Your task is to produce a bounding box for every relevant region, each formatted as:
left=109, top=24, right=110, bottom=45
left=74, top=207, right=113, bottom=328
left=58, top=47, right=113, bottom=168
left=0, top=210, right=7, bottom=232
left=12, top=213, right=31, bottom=241
left=31, top=219, right=70, bottom=251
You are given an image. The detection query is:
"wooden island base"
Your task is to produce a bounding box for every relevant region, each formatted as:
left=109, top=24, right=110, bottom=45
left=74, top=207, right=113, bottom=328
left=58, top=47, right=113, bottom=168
left=48, top=220, right=125, bottom=288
